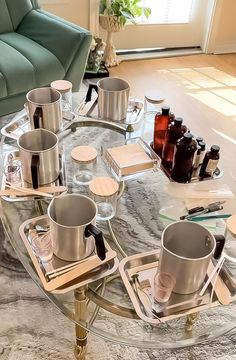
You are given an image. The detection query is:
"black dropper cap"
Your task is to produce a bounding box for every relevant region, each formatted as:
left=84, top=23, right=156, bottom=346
left=196, top=136, right=203, bottom=144
left=183, top=132, right=193, bottom=144
left=162, top=106, right=170, bottom=115
left=174, top=117, right=183, bottom=127
left=210, top=145, right=220, bottom=154
left=199, top=141, right=206, bottom=151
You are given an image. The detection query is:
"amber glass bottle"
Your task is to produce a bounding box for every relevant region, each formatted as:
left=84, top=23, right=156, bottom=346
left=162, top=117, right=187, bottom=169
left=153, top=106, right=170, bottom=156
left=199, top=145, right=220, bottom=179
left=171, top=133, right=197, bottom=183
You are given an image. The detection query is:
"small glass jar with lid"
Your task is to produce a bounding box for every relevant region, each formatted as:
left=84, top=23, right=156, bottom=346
left=51, top=79, right=72, bottom=112
left=71, top=145, right=97, bottom=185
left=144, top=89, right=165, bottom=122
left=89, top=176, right=119, bottom=220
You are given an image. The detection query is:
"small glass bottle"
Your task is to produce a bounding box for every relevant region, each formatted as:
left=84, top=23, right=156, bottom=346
left=89, top=176, right=119, bottom=220
left=198, top=141, right=206, bottom=165
left=71, top=146, right=97, bottom=185
left=153, top=106, right=171, bottom=156
left=162, top=117, right=187, bottom=169
left=51, top=80, right=72, bottom=113
left=171, top=133, right=197, bottom=183
left=199, top=145, right=220, bottom=179
left=193, top=144, right=201, bottom=169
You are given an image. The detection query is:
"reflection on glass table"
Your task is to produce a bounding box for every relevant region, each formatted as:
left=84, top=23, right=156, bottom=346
left=1, top=117, right=236, bottom=360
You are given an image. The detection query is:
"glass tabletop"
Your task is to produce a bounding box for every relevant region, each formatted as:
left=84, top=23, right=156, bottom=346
left=1, top=116, right=236, bottom=349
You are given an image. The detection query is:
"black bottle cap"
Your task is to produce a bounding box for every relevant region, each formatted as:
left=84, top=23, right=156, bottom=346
left=183, top=132, right=193, bottom=143
left=196, top=136, right=203, bottom=144
left=199, top=141, right=206, bottom=151
left=174, top=117, right=183, bottom=126
left=162, top=106, right=170, bottom=115
left=210, top=145, right=220, bottom=154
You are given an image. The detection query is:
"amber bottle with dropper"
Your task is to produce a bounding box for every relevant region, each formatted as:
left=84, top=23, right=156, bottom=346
left=171, top=133, right=197, bottom=183
left=162, top=117, right=187, bottom=169
left=153, top=106, right=171, bottom=156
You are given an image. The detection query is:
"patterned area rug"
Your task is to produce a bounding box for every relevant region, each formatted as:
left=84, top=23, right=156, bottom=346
left=0, top=110, right=236, bottom=359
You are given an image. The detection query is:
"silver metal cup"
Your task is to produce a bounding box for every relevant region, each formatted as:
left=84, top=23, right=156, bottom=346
left=97, top=77, right=130, bottom=122
left=17, top=128, right=60, bottom=189
left=159, top=221, right=217, bottom=294
left=48, top=194, right=106, bottom=261
left=26, top=87, right=62, bottom=133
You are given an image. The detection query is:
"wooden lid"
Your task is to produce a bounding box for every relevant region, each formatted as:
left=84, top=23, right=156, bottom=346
left=145, top=90, right=165, bottom=104
left=71, top=146, right=98, bottom=163
left=51, top=80, right=72, bottom=93
left=89, top=177, right=119, bottom=197
left=226, top=214, right=236, bottom=236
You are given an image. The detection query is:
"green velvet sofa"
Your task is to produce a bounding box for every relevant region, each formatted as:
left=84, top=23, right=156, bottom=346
left=0, top=0, right=92, bottom=116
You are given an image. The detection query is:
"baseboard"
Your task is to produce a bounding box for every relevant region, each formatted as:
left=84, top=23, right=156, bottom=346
left=213, top=41, right=236, bottom=54
left=117, top=48, right=203, bottom=61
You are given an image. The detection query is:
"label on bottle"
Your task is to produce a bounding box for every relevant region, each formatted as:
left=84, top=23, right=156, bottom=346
left=199, top=150, right=206, bottom=165
left=193, top=154, right=200, bottom=169
left=206, top=159, right=219, bottom=174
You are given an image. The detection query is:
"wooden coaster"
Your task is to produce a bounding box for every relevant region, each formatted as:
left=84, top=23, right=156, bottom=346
left=89, top=177, right=119, bottom=197
left=51, top=80, right=72, bottom=92
left=71, top=146, right=98, bottom=163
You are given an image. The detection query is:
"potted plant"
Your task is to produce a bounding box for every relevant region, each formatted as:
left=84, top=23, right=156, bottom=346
left=99, top=0, right=151, bottom=67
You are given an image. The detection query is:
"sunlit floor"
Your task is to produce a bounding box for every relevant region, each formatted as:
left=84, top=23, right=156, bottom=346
left=110, top=53, right=236, bottom=210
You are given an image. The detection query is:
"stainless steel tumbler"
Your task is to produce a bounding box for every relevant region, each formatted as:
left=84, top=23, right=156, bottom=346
left=48, top=194, right=106, bottom=261
left=97, top=77, right=130, bottom=122
left=17, top=128, right=60, bottom=189
left=159, top=221, right=224, bottom=294
left=26, top=87, right=62, bottom=133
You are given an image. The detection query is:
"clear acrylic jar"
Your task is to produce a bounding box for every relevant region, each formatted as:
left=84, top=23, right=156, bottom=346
left=51, top=80, right=72, bottom=113
left=71, top=146, right=97, bottom=185
left=89, top=176, right=119, bottom=221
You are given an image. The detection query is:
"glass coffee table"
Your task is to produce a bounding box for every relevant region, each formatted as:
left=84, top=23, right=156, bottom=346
left=1, top=116, right=236, bottom=360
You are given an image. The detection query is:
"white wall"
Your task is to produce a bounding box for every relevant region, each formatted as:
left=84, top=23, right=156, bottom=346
left=39, top=0, right=236, bottom=54
left=209, top=0, right=236, bottom=54
left=39, top=0, right=90, bottom=30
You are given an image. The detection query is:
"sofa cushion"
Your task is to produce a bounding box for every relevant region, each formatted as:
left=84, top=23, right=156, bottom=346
left=5, top=0, right=33, bottom=30
left=0, top=0, right=13, bottom=33
left=0, top=33, right=65, bottom=98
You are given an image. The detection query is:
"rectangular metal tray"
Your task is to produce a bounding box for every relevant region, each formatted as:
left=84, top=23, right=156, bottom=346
left=1, top=150, right=67, bottom=202
left=1, top=108, right=78, bottom=140
left=119, top=249, right=236, bottom=324
left=102, top=137, right=161, bottom=181
left=76, top=95, right=144, bottom=126
left=19, top=215, right=118, bottom=293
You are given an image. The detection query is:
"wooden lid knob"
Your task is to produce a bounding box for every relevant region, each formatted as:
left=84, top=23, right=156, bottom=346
left=51, top=80, right=72, bottom=93
left=89, top=177, right=119, bottom=197
left=71, top=146, right=98, bottom=163
left=145, top=90, right=165, bottom=104
left=226, top=214, right=236, bottom=236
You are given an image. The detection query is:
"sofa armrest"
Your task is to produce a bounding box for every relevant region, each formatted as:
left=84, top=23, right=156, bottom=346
left=17, top=9, right=92, bottom=73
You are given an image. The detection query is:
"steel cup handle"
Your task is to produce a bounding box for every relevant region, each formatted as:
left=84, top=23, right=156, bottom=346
left=85, top=223, right=106, bottom=260
left=33, top=107, right=43, bottom=129
left=85, top=84, right=98, bottom=103
left=213, top=234, right=225, bottom=260
left=31, top=154, right=40, bottom=189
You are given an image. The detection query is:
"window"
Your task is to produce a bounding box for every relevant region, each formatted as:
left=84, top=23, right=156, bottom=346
left=138, top=0, right=194, bottom=24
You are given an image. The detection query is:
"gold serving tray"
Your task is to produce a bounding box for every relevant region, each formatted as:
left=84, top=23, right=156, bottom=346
left=19, top=215, right=118, bottom=293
